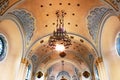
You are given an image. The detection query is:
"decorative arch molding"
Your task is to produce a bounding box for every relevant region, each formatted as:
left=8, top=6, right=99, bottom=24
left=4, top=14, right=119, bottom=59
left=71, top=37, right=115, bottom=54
left=102, top=0, right=120, bottom=14
left=26, top=33, right=98, bottom=57
left=38, top=51, right=88, bottom=71
left=25, top=33, right=98, bottom=74
left=8, top=9, right=35, bottom=45
left=0, top=0, right=22, bottom=16
left=87, top=6, right=115, bottom=43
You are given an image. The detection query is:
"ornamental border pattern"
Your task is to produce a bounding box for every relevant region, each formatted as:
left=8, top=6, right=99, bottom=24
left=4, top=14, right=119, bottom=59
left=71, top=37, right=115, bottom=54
left=87, top=7, right=113, bottom=42
left=9, top=9, right=35, bottom=44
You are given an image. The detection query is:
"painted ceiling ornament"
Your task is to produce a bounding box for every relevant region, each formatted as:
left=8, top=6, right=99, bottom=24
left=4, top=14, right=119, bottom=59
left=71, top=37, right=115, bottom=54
left=59, top=51, right=66, bottom=58
left=83, top=71, right=90, bottom=78
left=36, top=71, right=43, bottom=78
left=87, top=7, right=113, bottom=42
left=9, top=9, right=35, bottom=44
left=57, top=71, right=70, bottom=80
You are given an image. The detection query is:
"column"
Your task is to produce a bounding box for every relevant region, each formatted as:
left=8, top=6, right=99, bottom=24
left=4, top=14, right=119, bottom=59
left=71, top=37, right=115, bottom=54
left=16, top=58, right=29, bottom=80
left=96, top=57, right=108, bottom=80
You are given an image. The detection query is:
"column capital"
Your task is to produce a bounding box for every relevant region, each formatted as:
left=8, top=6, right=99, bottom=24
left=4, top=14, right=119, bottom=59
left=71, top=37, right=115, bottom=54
left=96, top=57, right=103, bottom=66
left=21, top=58, right=29, bottom=66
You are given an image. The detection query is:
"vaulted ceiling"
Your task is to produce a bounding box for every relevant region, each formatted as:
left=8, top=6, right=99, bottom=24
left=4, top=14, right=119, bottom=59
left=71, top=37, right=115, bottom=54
left=0, top=0, right=120, bottom=79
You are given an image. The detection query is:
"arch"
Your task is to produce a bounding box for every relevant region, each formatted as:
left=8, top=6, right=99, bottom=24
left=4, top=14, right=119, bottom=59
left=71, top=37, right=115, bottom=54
left=100, top=16, right=120, bottom=80
left=0, top=18, right=24, bottom=80
left=26, top=33, right=98, bottom=80
left=26, top=33, right=98, bottom=58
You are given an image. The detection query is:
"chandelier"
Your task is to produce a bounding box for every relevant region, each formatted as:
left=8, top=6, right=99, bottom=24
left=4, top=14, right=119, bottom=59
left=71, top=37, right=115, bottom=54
left=61, top=76, right=67, bottom=80
left=48, top=10, right=71, bottom=49
left=61, top=60, right=67, bottom=80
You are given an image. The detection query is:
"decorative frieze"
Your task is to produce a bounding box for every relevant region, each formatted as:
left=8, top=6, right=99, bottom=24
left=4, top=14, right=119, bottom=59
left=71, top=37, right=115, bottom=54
left=87, top=7, right=112, bottom=42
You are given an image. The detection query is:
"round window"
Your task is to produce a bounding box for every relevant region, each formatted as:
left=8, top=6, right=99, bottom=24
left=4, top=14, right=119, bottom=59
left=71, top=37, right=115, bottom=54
left=0, top=34, right=7, bottom=61
left=116, top=33, right=120, bottom=56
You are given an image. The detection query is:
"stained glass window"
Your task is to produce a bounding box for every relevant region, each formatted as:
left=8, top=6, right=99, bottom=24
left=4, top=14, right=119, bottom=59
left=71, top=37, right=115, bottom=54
left=25, top=64, right=31, bottom=80
left=0, top=35, right=7, bottom=61
left=116, top=33, right=120, bottom=56
left=0, top=38, right=3, bottom=55
left=94, top=65, right=100, bottom=80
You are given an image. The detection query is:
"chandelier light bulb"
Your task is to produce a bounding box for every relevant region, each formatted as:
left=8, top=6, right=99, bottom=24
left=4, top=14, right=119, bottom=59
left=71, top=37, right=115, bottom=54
left=55, top=44, right=65, bottom=52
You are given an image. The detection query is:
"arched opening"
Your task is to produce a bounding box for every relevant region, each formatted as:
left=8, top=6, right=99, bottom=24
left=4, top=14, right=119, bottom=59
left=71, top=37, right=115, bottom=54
left=0, top=19, right=23, bottom=80
left=101, top=16, right=120, bottom=80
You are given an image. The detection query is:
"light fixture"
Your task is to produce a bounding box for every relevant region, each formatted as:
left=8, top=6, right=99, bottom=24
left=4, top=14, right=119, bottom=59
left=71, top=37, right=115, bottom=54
left=61, top=76, right=67, bottom=80
left=48, top=10, right=71, bottom=49
left=55, top=44, right=65, bottom=52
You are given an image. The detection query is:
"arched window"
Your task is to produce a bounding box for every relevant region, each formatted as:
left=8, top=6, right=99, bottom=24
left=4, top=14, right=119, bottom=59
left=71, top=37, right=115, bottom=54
left=0, top=34, right=7, bottom=61
left=116, top=33, right=120, bottom=56
left=94, top=65, right=100, bottom=80
left=0, top=38, right=3, bottom=55
left=25, top=64, right=32, bottom=80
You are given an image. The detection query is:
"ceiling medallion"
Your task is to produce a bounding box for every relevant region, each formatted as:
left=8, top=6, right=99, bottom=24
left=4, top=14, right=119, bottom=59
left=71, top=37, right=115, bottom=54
left=36, top=71, right=43, bottom=78
left=83, top=71, right=90, bottom=78
left=48, top=10, right=71, bottom=49
left=59, top=51, right=66, bottom=58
